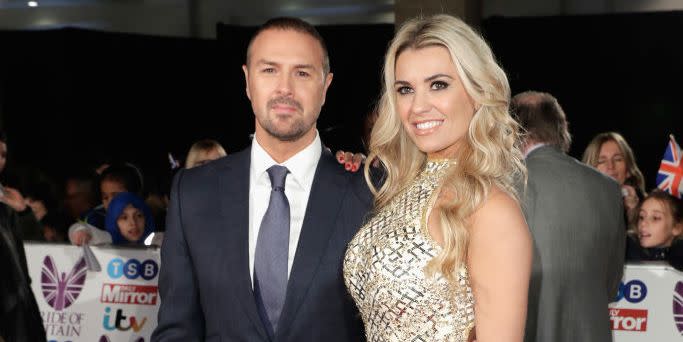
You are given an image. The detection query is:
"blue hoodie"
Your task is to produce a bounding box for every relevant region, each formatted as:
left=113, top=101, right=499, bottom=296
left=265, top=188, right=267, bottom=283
left=105, top=192, right=155, bottom=245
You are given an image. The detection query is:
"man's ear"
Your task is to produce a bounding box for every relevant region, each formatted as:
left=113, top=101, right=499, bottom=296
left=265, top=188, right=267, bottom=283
left=321, top=72, right=333, bottom=105
left=242, top=64, right=251, bottom=100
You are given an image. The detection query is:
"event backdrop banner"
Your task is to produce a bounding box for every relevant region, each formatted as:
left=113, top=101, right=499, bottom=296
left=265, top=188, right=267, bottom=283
left=611, top=263, right=683, bottom=341
left=25, top=243, right=161, bottom=342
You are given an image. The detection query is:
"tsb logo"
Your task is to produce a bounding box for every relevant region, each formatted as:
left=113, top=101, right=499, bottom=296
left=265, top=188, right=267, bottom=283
left=107, top=258, right=159, bottom=281
left=615, top=280, right=647, bottom=303
left=101, top=284, right=158, bottom=305
left=610, top=308, right=648, bottom=331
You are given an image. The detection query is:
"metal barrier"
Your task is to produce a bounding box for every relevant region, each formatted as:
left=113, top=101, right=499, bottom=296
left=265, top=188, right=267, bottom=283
left=611, top=263, right=683, bottom=341
left=25, top=243, right=682, bottom=341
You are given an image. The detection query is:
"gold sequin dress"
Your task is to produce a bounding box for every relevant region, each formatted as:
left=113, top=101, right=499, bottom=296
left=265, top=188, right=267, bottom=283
left=343, top=160, right=475, bottom=342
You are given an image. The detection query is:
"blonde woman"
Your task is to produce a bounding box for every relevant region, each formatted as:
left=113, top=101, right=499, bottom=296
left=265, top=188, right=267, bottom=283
left=185, top=139, right=227, bottom=169
left=343, top=14, right=532, bottom=342
left=582, top=132, right=646, bottom=220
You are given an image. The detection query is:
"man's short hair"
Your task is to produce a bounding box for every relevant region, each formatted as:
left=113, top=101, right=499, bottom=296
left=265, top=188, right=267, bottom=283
left=245, top=17, right=330, bottom=74
left=512, top=91, right=572, bottom=152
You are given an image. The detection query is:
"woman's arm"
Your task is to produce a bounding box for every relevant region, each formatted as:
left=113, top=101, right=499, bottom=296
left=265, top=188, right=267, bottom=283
left=468, top=189, right=532, bottom=342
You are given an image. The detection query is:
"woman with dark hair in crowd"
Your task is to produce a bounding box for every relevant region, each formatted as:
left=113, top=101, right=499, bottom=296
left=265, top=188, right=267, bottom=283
left=0, top=131, right=43, bottom=241
left=582, top=132, right=646, bottom=222
left=0, top=130, right=46, bottom=341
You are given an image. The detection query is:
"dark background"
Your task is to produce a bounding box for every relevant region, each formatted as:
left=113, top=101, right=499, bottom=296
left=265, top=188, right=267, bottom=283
left=0, top=11, right=680, bottom=194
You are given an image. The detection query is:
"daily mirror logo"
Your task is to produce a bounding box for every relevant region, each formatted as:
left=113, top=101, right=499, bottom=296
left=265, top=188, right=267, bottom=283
left=41, top=255, right=87, bottom=311
left=101, top=284, right=158, bottom=305
left=610, top=308, right=648, bottom=332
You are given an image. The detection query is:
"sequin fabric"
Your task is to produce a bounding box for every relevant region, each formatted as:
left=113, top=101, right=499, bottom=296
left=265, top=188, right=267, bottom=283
left=343, top=160, right=475, bottom=342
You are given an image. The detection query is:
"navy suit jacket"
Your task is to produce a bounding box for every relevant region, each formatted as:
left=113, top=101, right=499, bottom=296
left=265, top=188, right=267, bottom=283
left=152, top=146, right=372, bottom=342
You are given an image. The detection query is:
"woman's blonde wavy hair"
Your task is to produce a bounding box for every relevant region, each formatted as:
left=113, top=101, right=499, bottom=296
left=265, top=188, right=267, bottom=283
left=364, top=14, right=526, bottom=281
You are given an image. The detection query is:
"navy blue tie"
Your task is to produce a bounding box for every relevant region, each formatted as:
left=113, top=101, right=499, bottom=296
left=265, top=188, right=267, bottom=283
left=254, top=165, right=290, bottom=337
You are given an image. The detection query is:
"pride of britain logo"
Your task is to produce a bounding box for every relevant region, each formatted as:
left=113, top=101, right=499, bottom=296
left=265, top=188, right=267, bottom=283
left=40, top=256, right=87, bottom=311
left=673, top=281, right=683, bottom=334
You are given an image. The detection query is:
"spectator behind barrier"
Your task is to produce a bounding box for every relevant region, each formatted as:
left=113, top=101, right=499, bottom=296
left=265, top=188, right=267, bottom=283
left=24, top=180, right=65, bottom=241
left=582, top=132, right=646, bottom=223
left=62, top=170, right=98, bottom=222
left=69, top=192, right=156, bottom=246
left=0, top=130, right=44, bottom=241
left=0, top=129, right=47, bottom=340
left=627, top=189, right=683, bottom=270
left=184, top=139, right=227, bottom=169
left=40, top=210, right=70, bottom=242
left=81, top=162, right=145, bottom=229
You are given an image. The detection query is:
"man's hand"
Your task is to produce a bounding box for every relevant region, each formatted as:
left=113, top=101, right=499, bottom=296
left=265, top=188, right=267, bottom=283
left=0, top=186, right=28, bottom=212
left=335, top=150, right=365, bottom=172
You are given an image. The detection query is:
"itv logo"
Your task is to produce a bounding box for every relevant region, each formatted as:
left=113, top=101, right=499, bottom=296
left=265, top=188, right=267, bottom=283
left=102, top=307, right=148, bottom=332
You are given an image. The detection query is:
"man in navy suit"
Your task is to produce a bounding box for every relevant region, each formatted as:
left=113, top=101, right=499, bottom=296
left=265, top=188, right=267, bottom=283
left=152, top=17, right=371, bottom=342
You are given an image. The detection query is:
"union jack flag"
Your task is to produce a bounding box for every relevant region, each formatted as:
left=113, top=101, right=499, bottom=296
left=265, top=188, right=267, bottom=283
left=657, top=135, right=683, bottom=199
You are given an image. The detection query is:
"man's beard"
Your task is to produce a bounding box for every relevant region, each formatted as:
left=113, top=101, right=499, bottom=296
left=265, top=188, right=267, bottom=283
left=260, top=115, right=310, bottom=142
left=260, top=97, right=314, bottom=141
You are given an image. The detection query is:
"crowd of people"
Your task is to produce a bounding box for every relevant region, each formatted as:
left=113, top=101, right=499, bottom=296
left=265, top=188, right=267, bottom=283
left=0, top=12, right=680, bottom=342
left=0, top=134, right=229, bottom=248
left=582, top=132, right=683, bottom=267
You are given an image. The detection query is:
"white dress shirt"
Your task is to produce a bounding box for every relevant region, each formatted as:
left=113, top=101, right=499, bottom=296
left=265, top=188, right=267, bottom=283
left=248, top=131, right=322, bottom=286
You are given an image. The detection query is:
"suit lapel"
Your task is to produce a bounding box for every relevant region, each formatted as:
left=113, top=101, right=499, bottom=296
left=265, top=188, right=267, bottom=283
left=276, top=151, right=348, bottom=338
left=218, top=147, right=269, bottom=340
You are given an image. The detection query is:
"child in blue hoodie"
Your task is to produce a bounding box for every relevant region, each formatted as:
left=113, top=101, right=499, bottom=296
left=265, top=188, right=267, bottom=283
left=69, top=192, right=155, bottom=246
